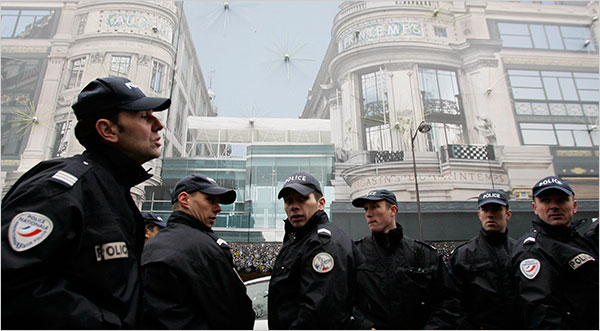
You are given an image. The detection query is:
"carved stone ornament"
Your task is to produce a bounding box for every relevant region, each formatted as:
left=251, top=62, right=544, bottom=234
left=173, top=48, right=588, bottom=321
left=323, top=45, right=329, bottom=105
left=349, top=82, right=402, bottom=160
left=90, top=52, right=104, bottom=63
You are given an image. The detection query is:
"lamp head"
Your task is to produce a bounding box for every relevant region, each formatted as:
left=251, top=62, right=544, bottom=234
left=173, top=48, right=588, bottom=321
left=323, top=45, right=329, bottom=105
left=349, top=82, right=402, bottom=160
left=417, top=121, right=432, bottom=133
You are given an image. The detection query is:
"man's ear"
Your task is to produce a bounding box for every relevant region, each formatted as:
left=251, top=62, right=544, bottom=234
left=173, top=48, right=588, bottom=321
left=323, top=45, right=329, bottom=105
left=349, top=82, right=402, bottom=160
left=178, top=192, right=190, bottom=208
left=96, top=118, right=119, bottom=143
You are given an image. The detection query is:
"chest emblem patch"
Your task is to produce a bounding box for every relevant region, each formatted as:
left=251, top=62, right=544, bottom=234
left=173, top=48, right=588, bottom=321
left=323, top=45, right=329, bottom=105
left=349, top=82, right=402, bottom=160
left=312, top=252, right=334, bottom=273
left=8, top=212, right=54, bottom=252
left=520, top=258, right=541, bottom=279
left=568, top=253, right=595, bottom=270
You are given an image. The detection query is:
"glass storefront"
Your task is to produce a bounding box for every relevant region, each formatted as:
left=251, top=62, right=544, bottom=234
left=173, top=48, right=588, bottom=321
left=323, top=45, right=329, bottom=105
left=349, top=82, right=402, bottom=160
left=143, top=143, right=335, bottom=242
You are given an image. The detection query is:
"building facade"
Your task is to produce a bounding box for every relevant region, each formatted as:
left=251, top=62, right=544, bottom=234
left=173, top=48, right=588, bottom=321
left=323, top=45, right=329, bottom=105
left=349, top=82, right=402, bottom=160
left=303, top=1, right=599, bottom=240
left=1, top=0, right=215, bottom=203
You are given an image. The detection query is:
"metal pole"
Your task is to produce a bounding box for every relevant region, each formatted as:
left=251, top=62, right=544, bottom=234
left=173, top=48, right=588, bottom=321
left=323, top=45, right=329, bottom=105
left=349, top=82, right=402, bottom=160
left=411, top=128, right=424, bottom=241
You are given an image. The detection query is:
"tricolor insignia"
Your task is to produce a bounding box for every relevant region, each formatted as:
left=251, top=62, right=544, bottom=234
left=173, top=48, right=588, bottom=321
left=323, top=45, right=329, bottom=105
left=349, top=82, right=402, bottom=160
left=520, top=258, right=541, bottom=279
left=312, top=252, right=334, bottom=273
left=8, top=212, right=54, bottom=252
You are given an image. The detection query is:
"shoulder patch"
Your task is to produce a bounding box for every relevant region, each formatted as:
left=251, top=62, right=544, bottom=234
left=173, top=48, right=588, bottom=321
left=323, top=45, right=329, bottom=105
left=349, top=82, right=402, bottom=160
left=520, top=258, right=541, bottom=279
left=8, top=212, right=54, bottom=252
left=317, top=228, right=331, bottom=237
left=312, top=252, right=334, bottom=273
left=569, top=253, right=596, bottom=270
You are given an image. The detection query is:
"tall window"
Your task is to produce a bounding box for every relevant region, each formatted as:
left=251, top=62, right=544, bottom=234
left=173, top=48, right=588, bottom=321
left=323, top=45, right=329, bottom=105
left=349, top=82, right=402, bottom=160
left=110, top=55, right=130, bottom=77
left=1, top=9, right=57, bottom=39
left=66, top=56, right=86, bottom=89
left=498, top=22, right=595, bottom=51
left=508, top=69, right=598, bottom=146
left=51, top=120, right=72, bottom=157
left=418, top=68, right=466, bottom=150
left=150, top=60, right=166, bottom=93
left=360, top=70, right=390, bottom=150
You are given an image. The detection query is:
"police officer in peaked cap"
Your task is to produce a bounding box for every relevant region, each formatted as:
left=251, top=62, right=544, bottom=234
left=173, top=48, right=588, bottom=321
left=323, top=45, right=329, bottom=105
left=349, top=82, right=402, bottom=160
left=1, top=76, right=170, bottom=328
left=448, top=189, right=523, bottom=329
left=268, top=172, right=357, bottom=329
left=141, top=174, right=255, bottom=329
left=351, top=189, right=460, bottom=329
left=511, top=176, right=598, bottom=329
left=142, top=212, right=167, bottom=242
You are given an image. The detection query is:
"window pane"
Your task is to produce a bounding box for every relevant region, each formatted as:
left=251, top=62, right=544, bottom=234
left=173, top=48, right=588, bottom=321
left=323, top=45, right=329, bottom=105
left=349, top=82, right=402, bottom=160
left=530, top=25, right=549, bottom=49
left=512, top=87, right=546, bottom=99
left=502, top=35, right=532, bottom=48
left=556, top=130, right=574, bottom=146
left=545, top=26, right=564, bottom=49
left=575, top=77, right=597, bottom=89
left=498, top=23, right=529, bottom=35
left=1, top=15, right=17, bottom=38
left=573, top=130, right=592, bottom=146
left=510, top=75, right=542, bottom=87
left=558, top=77, right=578, bottom=100
left=579, top=90, right=598, bottom=102
left=542, top=77, right=561, bottom=100
left=521, top=123, right=553, bottom=129
left=522, top=129, right=557, bottom=145
left=560, top=26, right=590, bottom=38
left=14, top=16, right=35, bottom=37
left=564, top=38, right=586, bottom=50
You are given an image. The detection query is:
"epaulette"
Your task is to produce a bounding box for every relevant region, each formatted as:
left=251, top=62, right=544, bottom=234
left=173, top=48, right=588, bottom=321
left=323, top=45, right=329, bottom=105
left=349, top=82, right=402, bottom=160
left=449, top=241, right=468, bottom=256
left=521, top=230, right=539, bottom=249
left=317, top=227, right=332, bottom=245
left=48, top=159, right=92, bottom=189
left=415, top=239, right=437, bottom=252
left=317, top=228, right=331, bottom=237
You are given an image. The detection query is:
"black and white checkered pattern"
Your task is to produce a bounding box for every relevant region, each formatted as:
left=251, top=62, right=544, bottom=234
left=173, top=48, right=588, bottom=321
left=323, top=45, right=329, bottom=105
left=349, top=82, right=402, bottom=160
left=374, top=151, right=404, bottom=163
left=449, top=145, right=494, bottom=160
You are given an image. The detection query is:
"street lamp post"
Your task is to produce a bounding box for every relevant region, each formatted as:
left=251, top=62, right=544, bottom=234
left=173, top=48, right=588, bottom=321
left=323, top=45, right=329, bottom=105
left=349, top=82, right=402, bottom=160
left=410, top=121, right=432, bottom=241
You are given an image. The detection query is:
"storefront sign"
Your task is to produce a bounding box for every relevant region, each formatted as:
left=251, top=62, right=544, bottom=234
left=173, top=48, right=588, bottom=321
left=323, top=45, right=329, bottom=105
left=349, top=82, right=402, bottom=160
left=351, top=171, right=507, bottom=190
left=102, top=11, right=173, bottom=43
left=338, top=20, right=423, bottom=52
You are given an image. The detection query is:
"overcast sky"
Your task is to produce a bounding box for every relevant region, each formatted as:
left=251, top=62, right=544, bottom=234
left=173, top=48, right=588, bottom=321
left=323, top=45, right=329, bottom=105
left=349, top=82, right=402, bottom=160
left=183, top=1, right=342, bottom=119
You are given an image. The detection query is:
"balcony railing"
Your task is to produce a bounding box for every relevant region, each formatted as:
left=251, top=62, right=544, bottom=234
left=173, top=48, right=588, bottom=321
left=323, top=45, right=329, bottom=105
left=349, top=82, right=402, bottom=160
left=441, top=144, right=495, bottom=162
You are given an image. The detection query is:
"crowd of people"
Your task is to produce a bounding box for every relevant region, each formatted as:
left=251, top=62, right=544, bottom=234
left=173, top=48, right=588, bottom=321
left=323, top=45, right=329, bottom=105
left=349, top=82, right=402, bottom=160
left=2, top=76, right=597, bottom=329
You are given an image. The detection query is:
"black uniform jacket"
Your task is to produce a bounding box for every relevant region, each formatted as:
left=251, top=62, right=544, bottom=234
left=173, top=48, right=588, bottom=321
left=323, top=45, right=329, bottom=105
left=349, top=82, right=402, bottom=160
left=353, top=223, right=460, bottom=329
left=268, top=210, right=357, bottom=330
left=448, top=228, right=522, bottom=329
left=1, top=145, right=148, bottom=329
left=511, top=217, right=599, bottom=329
left=141, top=210, right=255, bottom=329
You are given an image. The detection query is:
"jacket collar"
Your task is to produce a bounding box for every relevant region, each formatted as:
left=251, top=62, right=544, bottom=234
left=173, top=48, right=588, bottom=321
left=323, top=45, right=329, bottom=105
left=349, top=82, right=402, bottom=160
left=167, top=210, right=213, bottom=233
left=84, top=144, right=151, bottom=187
left=480, top=227, right=508, bottom=245
left=373, top=222, right=403, bottom=249
left=283, top=210, right=329, bottom=240
left=532, top=217, right=574, bottom=239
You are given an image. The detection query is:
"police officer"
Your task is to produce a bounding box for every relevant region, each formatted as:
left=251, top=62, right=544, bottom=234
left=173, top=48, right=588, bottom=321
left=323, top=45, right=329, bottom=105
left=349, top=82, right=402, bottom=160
left=511, top=176, right=599, bottom=329
left=1, top=77, right=169, bottom=329
left=141, top=174, right=255, bottom=329
left=351, top=189, right=460, bottom=329
left=268, top=172, right=356, bottom=329
left=448, top=189, right=522, bottom=329
left=142, top=212, right=167, bottom=242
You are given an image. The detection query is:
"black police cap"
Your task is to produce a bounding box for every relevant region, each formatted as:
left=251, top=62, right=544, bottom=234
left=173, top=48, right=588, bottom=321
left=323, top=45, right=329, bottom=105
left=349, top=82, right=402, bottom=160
left=476, top=189, right=509, bottom=209
left=72, top=76, right=170, bottom=120
left=277, top=172, right=323, bottom=199
left=532, top=176, right=574, bottom=198
left=171, top=174, right=236, bottom=205
left=352, top=189, right=398, bottom=207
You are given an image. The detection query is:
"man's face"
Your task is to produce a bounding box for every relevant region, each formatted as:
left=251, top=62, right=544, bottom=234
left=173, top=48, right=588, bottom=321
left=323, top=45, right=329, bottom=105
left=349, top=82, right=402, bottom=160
left=144, top=225, right=161, bottom=242
left=283, top=191, right=325, bottom=229
left=478, top=203, right=511, bottom=233
left=112, top=110, right=164, bottom=164
left=187, top=191, right=222, bottom=229
left=533, top=190, right=577, bottom=227
left=363, top=200, right=397, bottom=234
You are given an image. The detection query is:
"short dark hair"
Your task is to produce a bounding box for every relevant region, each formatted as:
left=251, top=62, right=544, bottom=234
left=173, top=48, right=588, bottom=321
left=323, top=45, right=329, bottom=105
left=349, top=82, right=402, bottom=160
left=312, top=190, right=323, bottom=200
left=74, top=110, right=120, bottom=149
